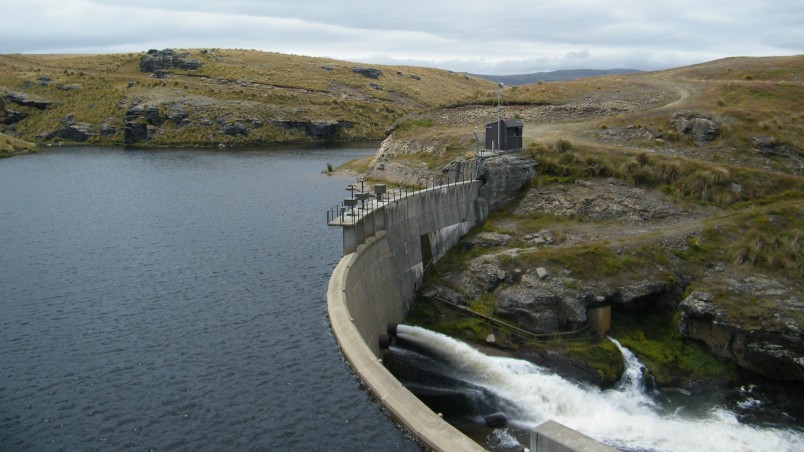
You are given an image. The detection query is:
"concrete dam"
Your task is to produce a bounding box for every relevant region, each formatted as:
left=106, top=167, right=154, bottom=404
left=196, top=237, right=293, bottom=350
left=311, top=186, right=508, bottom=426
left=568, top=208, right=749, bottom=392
left=325, top=158, right=615, bottom=451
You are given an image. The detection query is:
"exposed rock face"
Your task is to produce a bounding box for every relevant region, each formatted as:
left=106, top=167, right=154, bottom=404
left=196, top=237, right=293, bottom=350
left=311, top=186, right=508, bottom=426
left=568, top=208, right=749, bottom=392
left=99, top=123, right=118, bottom=136
left=270, top=119, right=353, bottom=139
left=222, top=121, right=248, bottom=136
left=514, top=178, right=683, bottom=222
left=679, top=275, right=804, bottom=382
left=139, top=49, right=202, bottom=73
left=495, top=277, right=562, bottom=333
left=124, top=122, right=150, bottom=144
left=672, top=111, right=720, bottom=145
left=751, top=136, right=801, bottom=159
left=464, top=232, right=513, bottom=248
left=366, top=136, right=441, bottom=184
left=5, top=91, right=56, bottom=110
left=477, top=154, right=537, bottom=210
left=352, top=67, right=383, bottom=79
left=1, top=98, right=27, bottom=125
left=38, top=115, right=93, bottom=141
left=450, top=257, right=507, bottom=299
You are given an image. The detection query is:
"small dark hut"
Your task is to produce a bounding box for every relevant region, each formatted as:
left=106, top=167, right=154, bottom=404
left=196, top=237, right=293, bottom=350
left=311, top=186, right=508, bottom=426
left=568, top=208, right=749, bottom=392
left=485, top=119, right=523, bottom=151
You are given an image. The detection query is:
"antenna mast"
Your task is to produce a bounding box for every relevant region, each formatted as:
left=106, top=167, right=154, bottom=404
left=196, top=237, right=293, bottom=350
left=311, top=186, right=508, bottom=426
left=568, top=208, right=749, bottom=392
left=497, top=81, right=503, bottom=151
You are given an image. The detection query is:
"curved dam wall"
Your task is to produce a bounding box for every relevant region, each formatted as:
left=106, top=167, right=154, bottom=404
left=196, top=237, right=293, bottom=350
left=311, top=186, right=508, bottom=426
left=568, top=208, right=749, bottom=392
left=327, top=180, right=488, bottom=451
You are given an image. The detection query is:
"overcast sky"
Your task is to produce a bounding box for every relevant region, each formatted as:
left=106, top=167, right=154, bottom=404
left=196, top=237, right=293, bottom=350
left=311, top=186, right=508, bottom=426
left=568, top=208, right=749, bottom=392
left=1, top=0, right=801, bottom=74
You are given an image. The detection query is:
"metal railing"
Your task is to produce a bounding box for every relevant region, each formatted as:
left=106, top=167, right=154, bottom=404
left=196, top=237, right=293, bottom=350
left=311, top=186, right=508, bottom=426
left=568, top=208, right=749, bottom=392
left=326, top=159, right=483, bottom=226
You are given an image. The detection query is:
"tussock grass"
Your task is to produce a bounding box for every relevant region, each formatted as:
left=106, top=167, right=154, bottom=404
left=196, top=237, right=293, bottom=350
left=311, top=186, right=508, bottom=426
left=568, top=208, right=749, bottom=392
left=527, top=139, right=803, bottom=206
left=0, top=132, right=35, bottom=156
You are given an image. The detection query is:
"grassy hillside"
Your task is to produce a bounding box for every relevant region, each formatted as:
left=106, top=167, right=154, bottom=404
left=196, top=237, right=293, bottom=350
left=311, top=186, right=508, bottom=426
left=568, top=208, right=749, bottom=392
left=0, top=131, right=35, bottom=157
left=374, top=55, right=803, bottom=178
left=0, top=49, right=494, bottom=147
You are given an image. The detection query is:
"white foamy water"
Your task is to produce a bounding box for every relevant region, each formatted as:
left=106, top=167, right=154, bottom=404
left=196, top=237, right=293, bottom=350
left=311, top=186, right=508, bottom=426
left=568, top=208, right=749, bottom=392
left=396, top=325, right=803, bottom=452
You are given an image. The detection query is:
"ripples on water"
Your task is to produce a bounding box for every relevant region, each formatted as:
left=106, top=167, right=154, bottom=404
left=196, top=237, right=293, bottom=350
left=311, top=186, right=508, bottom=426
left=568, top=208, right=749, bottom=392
left=0, top=146, right=419, bottom=451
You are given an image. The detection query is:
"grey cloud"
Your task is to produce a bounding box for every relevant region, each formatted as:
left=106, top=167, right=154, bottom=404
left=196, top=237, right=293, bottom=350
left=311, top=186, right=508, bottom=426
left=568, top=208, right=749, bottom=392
left=1, top=0, right=800, bottom=73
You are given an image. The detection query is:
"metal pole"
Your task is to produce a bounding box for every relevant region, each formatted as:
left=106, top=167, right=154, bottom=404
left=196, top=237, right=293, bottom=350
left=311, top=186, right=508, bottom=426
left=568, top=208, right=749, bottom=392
left=497, top=81, right=503, bottom=151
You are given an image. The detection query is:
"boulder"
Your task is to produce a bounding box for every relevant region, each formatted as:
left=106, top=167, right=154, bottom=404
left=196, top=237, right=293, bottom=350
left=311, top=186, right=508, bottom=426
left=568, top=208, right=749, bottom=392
left=447, top=257, right=507, bottom=299
left=352, top=67, right=383, bottom=79
left=477, top=154, right=537, bottom=210
left=494, top=285, right=561, bottom=333
left=672, top=111, right=720, bottom=145
left=222, top=121, right=248, bottom=136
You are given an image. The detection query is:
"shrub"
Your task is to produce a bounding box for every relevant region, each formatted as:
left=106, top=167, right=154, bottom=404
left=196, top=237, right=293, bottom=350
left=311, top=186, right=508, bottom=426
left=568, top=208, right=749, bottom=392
left=555, top=139, right=573, bottom=153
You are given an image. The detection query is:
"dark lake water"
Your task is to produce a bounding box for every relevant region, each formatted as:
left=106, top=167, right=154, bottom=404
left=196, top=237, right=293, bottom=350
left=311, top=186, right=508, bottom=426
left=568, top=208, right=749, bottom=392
left=0, top=146, right=419, bottom=451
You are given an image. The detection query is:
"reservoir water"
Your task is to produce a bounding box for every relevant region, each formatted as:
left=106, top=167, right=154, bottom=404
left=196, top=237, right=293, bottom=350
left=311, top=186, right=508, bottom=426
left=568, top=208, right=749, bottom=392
left=0, top=146, right=419, bottom=451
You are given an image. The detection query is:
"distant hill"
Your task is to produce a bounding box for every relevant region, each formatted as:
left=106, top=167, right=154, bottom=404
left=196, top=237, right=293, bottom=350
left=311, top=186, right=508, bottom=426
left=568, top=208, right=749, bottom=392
left=468, top=69, right=643, bottom=86
left=0, top=49, right=494, bottom=147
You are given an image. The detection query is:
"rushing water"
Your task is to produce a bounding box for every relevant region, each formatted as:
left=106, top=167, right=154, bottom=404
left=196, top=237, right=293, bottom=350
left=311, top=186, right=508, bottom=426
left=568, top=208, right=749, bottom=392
left=392, top=325, right=804, bottom=452
left=0, top=146, right=419, bottom=451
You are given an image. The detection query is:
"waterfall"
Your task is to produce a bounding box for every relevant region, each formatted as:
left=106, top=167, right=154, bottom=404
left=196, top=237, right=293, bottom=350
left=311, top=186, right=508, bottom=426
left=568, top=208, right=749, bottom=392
left=394, top=325, right=803, bottom=452
left=608, top=336, right=653, bottom=395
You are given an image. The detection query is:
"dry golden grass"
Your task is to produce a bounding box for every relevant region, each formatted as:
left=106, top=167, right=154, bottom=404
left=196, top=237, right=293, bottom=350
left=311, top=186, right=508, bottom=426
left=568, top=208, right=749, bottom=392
left=0, top=131, right=35, bottom=156
left=0, top=49, right=493, bottom=146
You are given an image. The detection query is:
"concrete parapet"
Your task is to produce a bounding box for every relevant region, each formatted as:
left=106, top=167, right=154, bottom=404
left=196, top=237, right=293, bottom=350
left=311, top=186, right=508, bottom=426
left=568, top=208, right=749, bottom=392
left=327, top=234, right=485, bottom=452
left=530, top=421, right=618, bottom=452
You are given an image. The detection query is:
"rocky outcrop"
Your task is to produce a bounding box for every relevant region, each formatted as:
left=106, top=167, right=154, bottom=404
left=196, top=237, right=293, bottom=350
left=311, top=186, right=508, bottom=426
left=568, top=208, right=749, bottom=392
left=366, top=136, right=442, bottom=184
left=679, top=275, right=804, bottom=382
left=352, top=67, right=383, bottom=79
left=751, top=136, right=801, bottom=159
left=38, top=114, right=93, bottom=142
left=477, top=154, right=537, bottom=210
left=513, top=178, right=684, bottom=222
left=139, top=49, right=202, bottom=73
left=431, top=250, right=683, bottom=334
left=222, top=121, right=248, bottom=136
left=672, top=111, right=720, bottom=145
left=271, top=119, right=353, bottom=139
left=1, top=97, right=27, bottom=125
left=99, top=123, right=118, bottom=136
left=124, top=122, right=151, bottom=144
left=5, top=91, right=56, bottom=110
